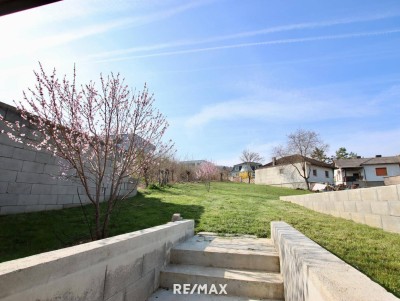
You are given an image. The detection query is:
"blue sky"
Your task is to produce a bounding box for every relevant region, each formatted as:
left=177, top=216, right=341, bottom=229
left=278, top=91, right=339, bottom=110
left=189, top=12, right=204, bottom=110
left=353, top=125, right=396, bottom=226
left=1, top=0, right=400, bottom=165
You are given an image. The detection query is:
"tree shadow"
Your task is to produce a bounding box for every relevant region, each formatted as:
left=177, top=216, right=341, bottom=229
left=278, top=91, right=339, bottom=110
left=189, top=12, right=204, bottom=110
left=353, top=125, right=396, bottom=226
left=51, top=191, right=204, bottom=247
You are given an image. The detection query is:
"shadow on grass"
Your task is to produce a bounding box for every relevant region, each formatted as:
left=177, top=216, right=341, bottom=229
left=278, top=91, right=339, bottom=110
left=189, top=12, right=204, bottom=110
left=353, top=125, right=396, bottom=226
left=0, top=191, right=204, bottom=263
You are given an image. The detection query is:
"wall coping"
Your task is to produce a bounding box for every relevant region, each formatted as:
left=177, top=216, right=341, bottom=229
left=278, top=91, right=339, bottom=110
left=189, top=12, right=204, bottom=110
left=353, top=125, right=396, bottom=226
left=271, top=221, right=398, bottom=301
left=0, top=220, right=193, bottom=275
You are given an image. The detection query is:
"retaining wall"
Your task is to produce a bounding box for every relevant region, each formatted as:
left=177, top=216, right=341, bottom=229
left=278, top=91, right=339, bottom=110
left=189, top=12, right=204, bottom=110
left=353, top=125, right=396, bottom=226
left=0, top=220, right=194, bottom=301
left=385, top=175, right=400, bottom=186
left=271, top=221, right=398, bottom=301
left=280, top=185, right=400, bottom=234
left=0, top=101, right=136, bottom=215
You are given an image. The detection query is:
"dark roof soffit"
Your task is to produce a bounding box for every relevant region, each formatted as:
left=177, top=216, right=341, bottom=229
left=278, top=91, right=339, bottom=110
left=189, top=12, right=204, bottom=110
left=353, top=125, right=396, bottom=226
left=0, top=0, right=61, bottom=17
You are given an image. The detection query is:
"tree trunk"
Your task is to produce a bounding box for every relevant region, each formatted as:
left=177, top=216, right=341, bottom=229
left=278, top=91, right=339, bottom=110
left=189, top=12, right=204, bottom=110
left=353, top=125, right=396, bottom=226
left=94, top=203, right=101, bottom=240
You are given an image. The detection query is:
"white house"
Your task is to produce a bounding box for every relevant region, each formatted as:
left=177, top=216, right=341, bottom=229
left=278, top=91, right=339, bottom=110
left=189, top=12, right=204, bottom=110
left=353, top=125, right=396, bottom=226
left=255, top=155, right=334, bottom=189
left=334, top=155, right=400, bottom=187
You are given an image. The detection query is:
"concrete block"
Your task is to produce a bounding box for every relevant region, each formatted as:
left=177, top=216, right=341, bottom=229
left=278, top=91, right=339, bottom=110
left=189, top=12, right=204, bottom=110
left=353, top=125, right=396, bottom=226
left=0, top=134, right=24, bottom=148
left=0, top=182, right=8, bottom=193
left=125, top=269, right=156, bottom=301
left=12, top=148, right=36, bottom=161
left=370, top=201, right=390, bottom=215
left=343, top=201, right=356, bottom=212
left=143, top=245, right=166, bottom=274
left=106, top=291, right=124, bottom=301
left=0, top=170, right=17, bottom=182
left=331, top=211, right=341, bottom=218
left=347, top=189, right=362, bottom=201
left=333, top=201, right=344, bottom=212
left=0, top=144, right=15, bottom=158
left=339, top=212, right=351, bottom=220
left=355, top=200, right=371, bottom=213
left=0, top=194, right=18, bottom=206
left=388, top=201, right=400, bottom=217
left=52, top=185, right=77, bottom=195
left=360, top=187, right=378, bottom=201
left=45, top=205, right=63, bottom=211
left=325, top=200, right=336, bottom=212
left=0, top=156, right=23, bottom=171
left=22, top=161, right=45, bottom=173
left=327, top=192, right=337, bottom=202
left=24, top=205, right=46, bottom=212
left=351, top=213, right=365, bottom=224
left=73, top=194, right=89, bottom=204
left=35, top=152, right=56, bottom=164
left=376, top=185, right=399, bottom=201
left=62, top=203, right=80, bottom=209
left=381, top=216, right=400, bottom=233
left=7, top=182, right=31, bottom=194
left=335, top=190, right=349, bottom=202
left=39, top=195, right=58, bottom=205
left=17, top=195, right=40, bottom=206
left=57, top=194, right=74, bottom=204
left=0, top=205, right=24, bottom=214
left=16, top=172, right=57, bottom=184
left=43, top=164, right=60, bottom=175
left=320, top=192, right=330, bottom=202
left=364, top=214, right=383, bottom=228
left=31, top=184, right=53, bottom=195
left=103, top=255, right=144, bottom=300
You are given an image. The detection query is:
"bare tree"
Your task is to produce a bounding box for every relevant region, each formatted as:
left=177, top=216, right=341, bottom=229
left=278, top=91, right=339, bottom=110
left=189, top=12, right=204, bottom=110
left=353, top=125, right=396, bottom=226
left=1, top=63, right=172, bottom=240
left=239, top=149, right=264, bottom=183
left=240, top=149, right=264, bottom=163
left=273, top=129, right=328, bottom=190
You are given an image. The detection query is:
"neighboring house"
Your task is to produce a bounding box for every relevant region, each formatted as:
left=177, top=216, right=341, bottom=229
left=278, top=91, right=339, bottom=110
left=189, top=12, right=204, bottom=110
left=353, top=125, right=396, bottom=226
left=180, top=160, right=207, bottom=167
left=255, top=155, right=334, bottom=189
left=230, top=162, right=262, bottom=178
left=334, top=155, right=400, bottom=187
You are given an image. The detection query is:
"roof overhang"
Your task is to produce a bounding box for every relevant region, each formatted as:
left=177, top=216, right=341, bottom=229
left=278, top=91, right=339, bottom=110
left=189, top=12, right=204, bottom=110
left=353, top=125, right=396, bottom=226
left=0, top=0, right=61, bottom=17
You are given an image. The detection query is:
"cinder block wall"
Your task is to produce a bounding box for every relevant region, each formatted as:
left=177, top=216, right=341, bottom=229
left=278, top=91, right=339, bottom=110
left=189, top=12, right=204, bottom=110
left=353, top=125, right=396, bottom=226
left=0, top=220, right=195, bottom=301
left=0, top=102, right=136, bottom=215
left=280, top=185, right=400, bottom=234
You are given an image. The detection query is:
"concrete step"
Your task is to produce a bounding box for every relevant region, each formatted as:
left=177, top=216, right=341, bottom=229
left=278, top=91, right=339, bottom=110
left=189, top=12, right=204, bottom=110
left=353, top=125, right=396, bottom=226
left=160, top=264, right=284, bottom=300
left=147, top=288, right=281, bottom=301
left=170, top=235, right=280, bottom=272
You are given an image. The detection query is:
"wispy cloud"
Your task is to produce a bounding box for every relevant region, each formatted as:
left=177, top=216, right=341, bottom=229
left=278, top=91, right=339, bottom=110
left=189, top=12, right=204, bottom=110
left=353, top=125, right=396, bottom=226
left=0, top=0, right=211, bottom=59
left=90, top=12, right=400, bottom=61
left=185, top=88, right=376, bottom=128
left=95, top=28, right=400, bottom=62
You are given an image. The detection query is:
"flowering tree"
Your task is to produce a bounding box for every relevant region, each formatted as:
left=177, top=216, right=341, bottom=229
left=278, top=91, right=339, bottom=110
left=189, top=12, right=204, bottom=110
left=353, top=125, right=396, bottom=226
left=195, top=161, right=218, bottom=192
left=0, top=63, right=172, bottom=240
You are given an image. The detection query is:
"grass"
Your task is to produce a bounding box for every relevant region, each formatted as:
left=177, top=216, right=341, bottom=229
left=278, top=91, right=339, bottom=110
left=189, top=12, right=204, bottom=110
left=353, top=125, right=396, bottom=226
left=0, top=182, right=399, bottom=297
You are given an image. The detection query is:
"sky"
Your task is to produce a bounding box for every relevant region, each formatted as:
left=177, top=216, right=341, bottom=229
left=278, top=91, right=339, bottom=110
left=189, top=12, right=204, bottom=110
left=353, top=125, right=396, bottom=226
left=1, top=0, right=400, bottom=166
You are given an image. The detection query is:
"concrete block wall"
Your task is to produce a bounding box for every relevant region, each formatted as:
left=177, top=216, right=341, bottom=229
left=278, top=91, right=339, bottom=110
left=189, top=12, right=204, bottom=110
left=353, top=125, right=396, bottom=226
left=271, top=221, right=398, bottom=301
left=0, top=220, right=194, bottom=301
left=280, top=185, right=400, bottom=234
left=0, top=102, right=136, bottom=215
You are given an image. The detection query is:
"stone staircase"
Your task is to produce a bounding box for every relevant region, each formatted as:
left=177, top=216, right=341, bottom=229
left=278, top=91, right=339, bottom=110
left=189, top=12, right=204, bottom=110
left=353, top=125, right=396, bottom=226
left=147, top=233, right=284, bottom=300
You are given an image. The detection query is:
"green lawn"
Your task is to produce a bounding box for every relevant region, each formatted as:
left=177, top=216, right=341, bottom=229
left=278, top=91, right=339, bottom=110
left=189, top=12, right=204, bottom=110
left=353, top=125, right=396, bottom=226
left=0, top=182, right=399, bottom=297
